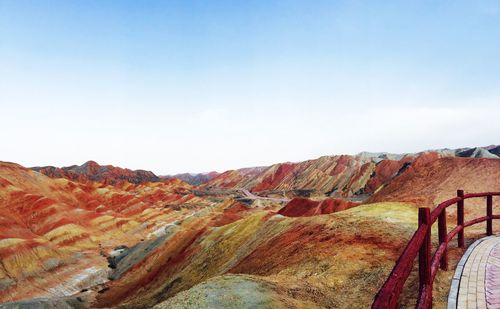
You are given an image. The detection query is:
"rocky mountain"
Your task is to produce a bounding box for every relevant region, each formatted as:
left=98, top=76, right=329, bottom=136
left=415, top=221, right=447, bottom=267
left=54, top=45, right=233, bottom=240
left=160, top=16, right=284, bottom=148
left=31, top=160, right=160, bottom=184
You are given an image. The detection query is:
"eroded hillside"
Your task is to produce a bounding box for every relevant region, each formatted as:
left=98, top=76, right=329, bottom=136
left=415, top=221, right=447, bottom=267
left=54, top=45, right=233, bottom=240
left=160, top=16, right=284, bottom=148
left=0, top=162, right=217, bottom=303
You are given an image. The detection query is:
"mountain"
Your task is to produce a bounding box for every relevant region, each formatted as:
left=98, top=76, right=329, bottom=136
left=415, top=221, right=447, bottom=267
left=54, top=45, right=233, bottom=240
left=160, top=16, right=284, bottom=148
left=367, top=154, right=500, bottom=206
left=161, top=171, right=220, bottom=185
left=31, top=160, right=160, bottom=184
left=0, top=161, right=206, bottom=302
left=28, top=145, right=498, bottom=190
left=200, top=146, right=499, bottom=199
left=455, top=147, right=499, bottom=158
left=201, top=153, right=418, bottom=199
left=488, top=145, right=500, bottom=156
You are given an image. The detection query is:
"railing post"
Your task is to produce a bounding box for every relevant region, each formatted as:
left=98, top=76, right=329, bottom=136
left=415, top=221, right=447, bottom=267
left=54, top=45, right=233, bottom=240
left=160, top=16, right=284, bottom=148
left=457, top=190, right=465, bottom=248
left=438, top=209, right=448, bottom=270
left=418, top=207, right=432, bottom=307
left=487, top=195, right=493, bottom=236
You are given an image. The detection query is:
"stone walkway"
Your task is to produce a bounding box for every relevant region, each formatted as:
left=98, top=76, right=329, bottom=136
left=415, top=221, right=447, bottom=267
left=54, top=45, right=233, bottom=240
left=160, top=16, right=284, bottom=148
left=448, top=235, right=500, bottom=309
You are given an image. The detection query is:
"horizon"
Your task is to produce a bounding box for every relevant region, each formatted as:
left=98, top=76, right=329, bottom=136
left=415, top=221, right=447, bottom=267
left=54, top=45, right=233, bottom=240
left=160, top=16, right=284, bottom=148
left=2, top=1, right=500, bottom=174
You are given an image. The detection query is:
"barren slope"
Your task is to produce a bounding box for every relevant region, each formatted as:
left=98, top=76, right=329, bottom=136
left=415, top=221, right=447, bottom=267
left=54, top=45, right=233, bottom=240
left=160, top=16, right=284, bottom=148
left=0, top=162, right=214, bottom=302
left=93, top=202, right=420, bottom=308
left=368, top=155, right=500, bottom=206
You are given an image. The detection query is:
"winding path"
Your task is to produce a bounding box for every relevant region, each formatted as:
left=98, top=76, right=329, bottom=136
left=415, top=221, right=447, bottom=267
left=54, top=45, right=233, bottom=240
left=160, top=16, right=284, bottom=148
left=448, top=235, right=500, bottom=309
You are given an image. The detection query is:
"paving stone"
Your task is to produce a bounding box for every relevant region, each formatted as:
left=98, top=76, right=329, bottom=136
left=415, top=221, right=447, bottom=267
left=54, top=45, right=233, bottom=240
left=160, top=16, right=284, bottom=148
left=451, top=236, right=500, bottom=308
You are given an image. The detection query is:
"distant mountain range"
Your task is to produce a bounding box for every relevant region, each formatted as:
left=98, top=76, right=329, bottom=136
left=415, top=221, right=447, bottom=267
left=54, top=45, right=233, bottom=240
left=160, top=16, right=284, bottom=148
left=31, top=146, right=498, bottom=195
left=196, top=145, right=499, bottom=198
left=32, top=160, right=160, bottom=185
left=161, top=172, right=220, bottom=186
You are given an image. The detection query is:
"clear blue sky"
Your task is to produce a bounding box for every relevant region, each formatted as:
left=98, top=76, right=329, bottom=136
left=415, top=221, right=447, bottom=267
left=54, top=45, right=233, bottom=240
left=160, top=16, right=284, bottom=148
left=1, top=0, right=499, bottom=174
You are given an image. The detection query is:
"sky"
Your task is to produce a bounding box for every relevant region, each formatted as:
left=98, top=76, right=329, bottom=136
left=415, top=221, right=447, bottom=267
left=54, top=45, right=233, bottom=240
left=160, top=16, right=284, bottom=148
left=1, top=0, right=499, bottom=174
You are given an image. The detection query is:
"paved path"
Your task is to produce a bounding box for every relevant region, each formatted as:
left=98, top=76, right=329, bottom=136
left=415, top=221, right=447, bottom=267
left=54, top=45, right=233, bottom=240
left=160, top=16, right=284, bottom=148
left=239, top=189, right=290, bottom=203
left=448, top=235, right=500, bottom=309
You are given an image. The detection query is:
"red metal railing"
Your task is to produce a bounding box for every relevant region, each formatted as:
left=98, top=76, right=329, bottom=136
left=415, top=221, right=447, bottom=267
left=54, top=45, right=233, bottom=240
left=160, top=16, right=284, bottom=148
left=372, top=190, right=500, bottom=309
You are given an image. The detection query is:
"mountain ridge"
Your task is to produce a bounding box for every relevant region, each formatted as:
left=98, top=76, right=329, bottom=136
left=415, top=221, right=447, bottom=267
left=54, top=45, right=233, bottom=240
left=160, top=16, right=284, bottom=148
left=31, top=160, right=161, bottom=185
left=30, top=146, right=498, bottom=194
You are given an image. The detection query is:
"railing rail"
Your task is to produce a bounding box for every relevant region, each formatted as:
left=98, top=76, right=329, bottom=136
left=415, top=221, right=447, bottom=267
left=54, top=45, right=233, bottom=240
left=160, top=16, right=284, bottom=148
left=372, top=190, right=500, bottom=309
